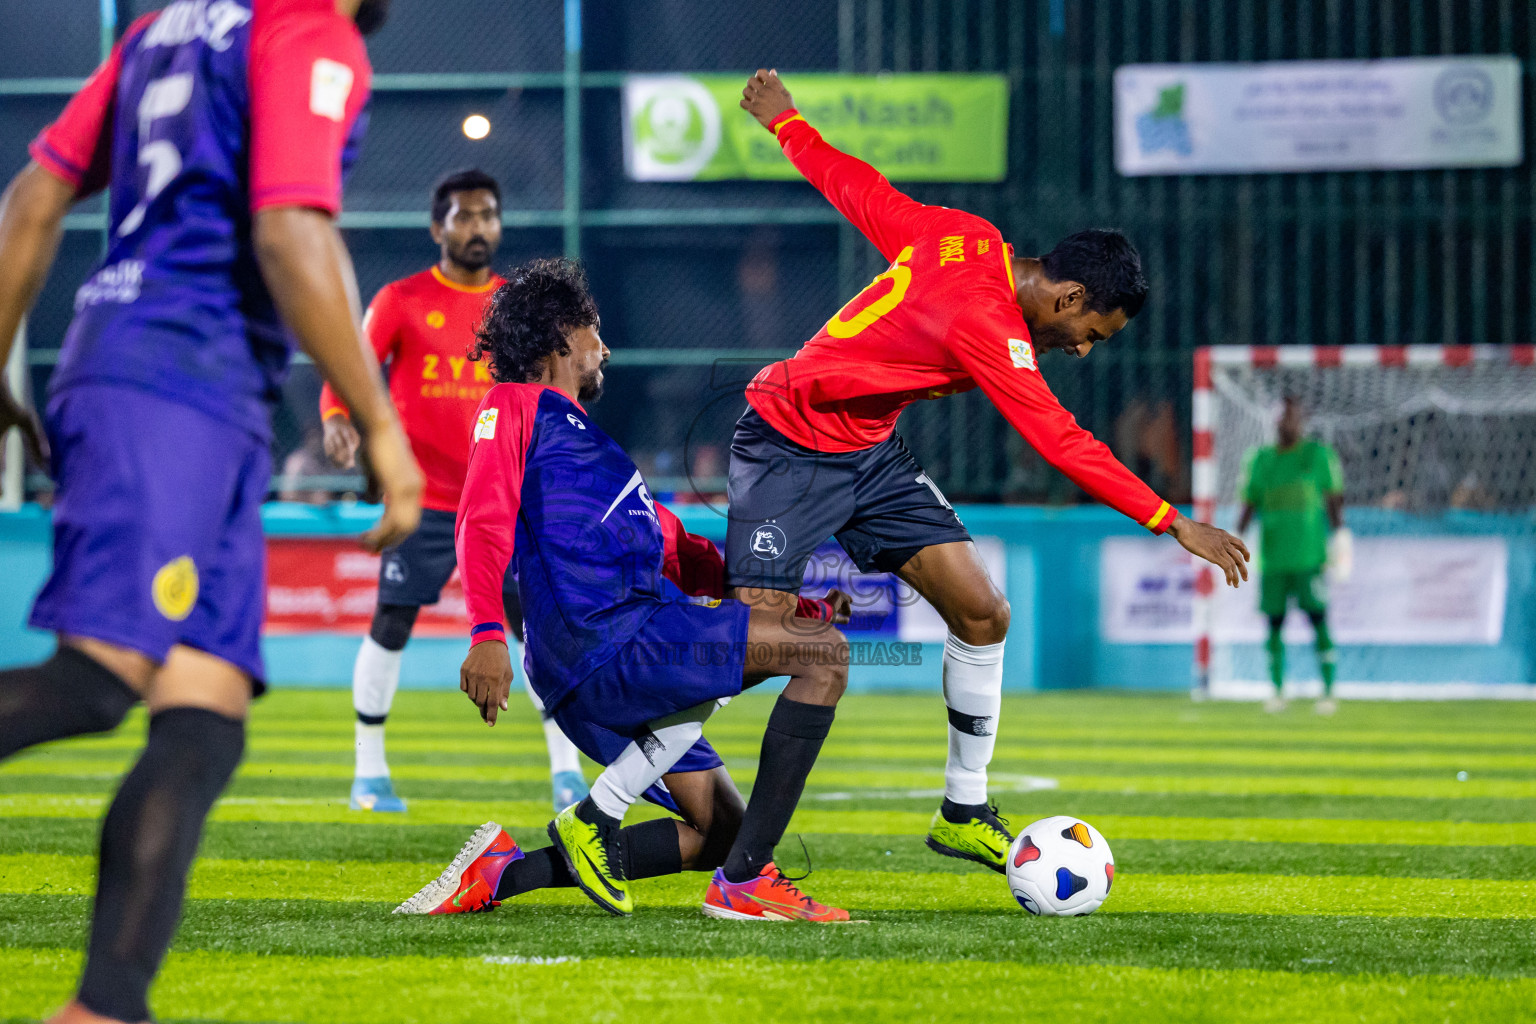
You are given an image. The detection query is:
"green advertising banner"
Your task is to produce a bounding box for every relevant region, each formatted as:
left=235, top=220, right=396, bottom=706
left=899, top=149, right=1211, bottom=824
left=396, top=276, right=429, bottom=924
left=621, top=74, right=1009, bottom=182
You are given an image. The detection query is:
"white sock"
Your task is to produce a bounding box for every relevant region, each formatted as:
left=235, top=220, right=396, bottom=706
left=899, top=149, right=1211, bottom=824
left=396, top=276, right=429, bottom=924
left=942, top=634, right=1004, bottom=806
left=353, top=636, right=402, bottom=779
left=587, top=700, right=718, bottom=822
left=525, top=671, right=583, bottom=777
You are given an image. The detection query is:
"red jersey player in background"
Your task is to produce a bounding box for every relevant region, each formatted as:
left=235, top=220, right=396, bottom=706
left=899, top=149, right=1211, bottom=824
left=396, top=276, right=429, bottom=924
left=321, top=170, right=590, bottom=814
left=728, top=71, right=1248, bottom=874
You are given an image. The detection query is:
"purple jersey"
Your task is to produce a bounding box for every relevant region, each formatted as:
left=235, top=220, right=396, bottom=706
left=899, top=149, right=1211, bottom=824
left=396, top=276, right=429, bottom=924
left=30, top=0, right=372, bottom=438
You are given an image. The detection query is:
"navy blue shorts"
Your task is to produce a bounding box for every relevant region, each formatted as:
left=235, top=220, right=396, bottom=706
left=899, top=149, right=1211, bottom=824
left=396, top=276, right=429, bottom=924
left=725, top=407, right=972, bottom=591
left=548, top=597, right=752, bottom=811
left=30, top=384, right=270, bottom=692
left=379, top=507, right=519, bottom=621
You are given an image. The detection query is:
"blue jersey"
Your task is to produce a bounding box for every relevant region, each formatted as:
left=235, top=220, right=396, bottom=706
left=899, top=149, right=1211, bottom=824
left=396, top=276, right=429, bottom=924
left=456, top=383, right=723, bottom=708
left=30, top=0, right=371, bottom=438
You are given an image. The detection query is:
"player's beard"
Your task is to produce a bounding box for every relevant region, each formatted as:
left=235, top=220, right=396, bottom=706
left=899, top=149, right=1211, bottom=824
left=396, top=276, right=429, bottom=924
left=353, top=0, right=391, bottom=35
left=578, top=359, right=607, bottom=404
left=1029, top=320, right=1077, bottom=354
left=449, top=237, right=495, bottom=273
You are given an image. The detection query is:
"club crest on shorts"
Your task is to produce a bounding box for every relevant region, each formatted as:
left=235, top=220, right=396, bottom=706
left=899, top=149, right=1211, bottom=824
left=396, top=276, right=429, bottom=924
left=151, top=556, right=198, bottom=622
left=750, top=524, right=787, bottom=559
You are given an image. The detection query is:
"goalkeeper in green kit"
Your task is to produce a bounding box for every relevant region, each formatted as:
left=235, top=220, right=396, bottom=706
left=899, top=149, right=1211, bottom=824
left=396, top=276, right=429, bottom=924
left=1237, top=398, right=1349, bottom=715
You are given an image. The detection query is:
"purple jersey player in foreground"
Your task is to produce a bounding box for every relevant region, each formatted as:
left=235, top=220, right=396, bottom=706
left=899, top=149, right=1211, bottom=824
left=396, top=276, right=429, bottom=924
left=0, top=1, right=418, bottom=1021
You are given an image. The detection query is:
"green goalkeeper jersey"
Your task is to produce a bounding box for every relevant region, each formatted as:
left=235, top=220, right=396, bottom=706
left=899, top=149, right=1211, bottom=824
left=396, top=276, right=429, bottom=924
left=1239, top=438, right=1343, bottom=574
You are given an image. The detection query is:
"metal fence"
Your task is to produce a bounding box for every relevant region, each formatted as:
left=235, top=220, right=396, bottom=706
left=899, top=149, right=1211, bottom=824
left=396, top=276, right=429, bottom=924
left=3, top=0, right=1532, bottom=505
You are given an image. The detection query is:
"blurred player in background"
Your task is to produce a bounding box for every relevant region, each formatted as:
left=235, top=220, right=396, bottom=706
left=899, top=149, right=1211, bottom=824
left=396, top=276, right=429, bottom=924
left=1237, top=397, right=1348, bottom=715
left=431, top=259, right=852, bottom=921
left=0, top=1, right=416, bottom=1022
left=321, top=169, right=589, bottom=814
left=732, top=70, right=1249, bottom=875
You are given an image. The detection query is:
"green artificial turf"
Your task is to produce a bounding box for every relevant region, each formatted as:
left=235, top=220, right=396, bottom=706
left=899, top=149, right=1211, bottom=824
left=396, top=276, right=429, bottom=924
left=2, top=690, right=1534, bottom=1022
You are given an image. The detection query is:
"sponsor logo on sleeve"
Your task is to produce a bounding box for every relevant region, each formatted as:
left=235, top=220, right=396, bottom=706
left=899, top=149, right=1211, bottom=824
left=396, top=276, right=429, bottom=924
left=473, top=407, right=498, bottom=442
left=310, top=58, right=355, bottom=122
left=1007, top=337, right=1037, bottom=371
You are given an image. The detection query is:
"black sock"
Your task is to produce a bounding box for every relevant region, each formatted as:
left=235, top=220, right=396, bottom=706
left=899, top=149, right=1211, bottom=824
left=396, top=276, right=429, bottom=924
left=621, top=817, right=683, bottom=880
left=495, top=819, right=684, bottom=901
left=0, top=647, right=138, bottom=761
left=495, top=846, right=575, bottom=899
left=941, top=798, right=990, bottom=824
left=77, top=707, right=245, bottom=1023
left=721, top=695, right=835, bottom=884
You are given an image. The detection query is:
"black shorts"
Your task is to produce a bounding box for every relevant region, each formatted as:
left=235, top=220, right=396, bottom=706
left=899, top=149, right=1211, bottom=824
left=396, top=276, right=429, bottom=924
left=378, top=508, right=519, bottom=618
left=724, top=407, right=971, bottom=591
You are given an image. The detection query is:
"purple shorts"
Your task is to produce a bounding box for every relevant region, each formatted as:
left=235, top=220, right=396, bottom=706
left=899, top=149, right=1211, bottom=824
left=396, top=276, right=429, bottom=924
left=30, top=384, right=271, bottom=692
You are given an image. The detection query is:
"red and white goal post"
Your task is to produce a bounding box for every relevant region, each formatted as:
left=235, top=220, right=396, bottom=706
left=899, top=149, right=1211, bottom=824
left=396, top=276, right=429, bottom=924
left=1192, top=344, right=1536, bottom=701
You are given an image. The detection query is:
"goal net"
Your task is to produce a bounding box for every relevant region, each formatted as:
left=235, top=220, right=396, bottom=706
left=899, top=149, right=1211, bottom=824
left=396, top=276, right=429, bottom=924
left=1192, top=345, right=1536, bottom=700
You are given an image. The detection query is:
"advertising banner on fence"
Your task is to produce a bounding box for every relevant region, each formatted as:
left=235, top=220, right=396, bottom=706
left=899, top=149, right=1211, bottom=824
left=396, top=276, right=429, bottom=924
left=1115, top=56, right=1523, bottom=176
left=265, top=535, right=1005, bottom=642
left=622, top=74, right=1008, bottom=182
left=1100, top=535, right=1507, bottom=645
left=265, top=539, right=467, bottom=636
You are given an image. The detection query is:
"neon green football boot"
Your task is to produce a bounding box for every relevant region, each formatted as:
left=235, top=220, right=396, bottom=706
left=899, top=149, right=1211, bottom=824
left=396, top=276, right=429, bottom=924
left=547, top=801, right=632, bottom=916
left=925, top=800, right=1013, bottom=873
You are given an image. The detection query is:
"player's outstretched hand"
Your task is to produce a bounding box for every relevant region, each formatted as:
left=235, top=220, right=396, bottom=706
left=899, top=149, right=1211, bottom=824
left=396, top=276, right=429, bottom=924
left=741, top=69, right=794, bottom=129
left=1169, top=516, right=1250, bottom=588
left=461, top=639, right=513, bottom=726
left=322, top=413, right=360, bottom=469
left=0, top=389, right=49, bottom=470
left=359, top=421, right=423, bottom=553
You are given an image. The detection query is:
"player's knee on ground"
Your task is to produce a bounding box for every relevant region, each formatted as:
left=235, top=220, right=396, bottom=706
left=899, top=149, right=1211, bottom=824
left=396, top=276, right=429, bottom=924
left=369, top=604, right=419, bottom=652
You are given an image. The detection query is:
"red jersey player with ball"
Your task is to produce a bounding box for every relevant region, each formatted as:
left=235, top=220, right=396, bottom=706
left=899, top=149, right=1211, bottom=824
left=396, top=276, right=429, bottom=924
left=729, top=71, right=1249, bottom=872
left=321, top=170, right=589, bottom=814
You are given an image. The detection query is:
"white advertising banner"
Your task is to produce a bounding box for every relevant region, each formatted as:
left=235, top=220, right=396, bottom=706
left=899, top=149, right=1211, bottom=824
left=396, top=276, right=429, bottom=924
left=1100, top=536, right=1507, bottom=645
left=1115, top=56, right=1523, bottom=176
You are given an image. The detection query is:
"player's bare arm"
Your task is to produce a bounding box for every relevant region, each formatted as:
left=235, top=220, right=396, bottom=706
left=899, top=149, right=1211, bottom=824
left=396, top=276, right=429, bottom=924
left=460, top=639, right=513, bottom=726
left=254, top=206, right=422, bottom=551
left=0, top=162, right=75, bottom=467
left=740, top=69, right=794, bottom=128
left=1169, top=515, right=1250, bottom=588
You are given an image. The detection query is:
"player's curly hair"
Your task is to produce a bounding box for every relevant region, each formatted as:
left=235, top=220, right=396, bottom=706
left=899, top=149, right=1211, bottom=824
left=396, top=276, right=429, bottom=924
left=1041, top=228, right=1149, bottom=319
left=470, top=258, right=600, bottom=384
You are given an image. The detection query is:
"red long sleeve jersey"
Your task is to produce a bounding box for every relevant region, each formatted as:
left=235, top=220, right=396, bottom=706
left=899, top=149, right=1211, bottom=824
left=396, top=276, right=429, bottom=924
left=320, top=267, right=502, bottom=511
left=746, top=110, right=1177, bottom=535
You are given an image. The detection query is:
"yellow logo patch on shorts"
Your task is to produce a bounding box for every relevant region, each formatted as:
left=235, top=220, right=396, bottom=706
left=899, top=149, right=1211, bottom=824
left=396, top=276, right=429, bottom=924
left=152, top=556, right=198, bottom=621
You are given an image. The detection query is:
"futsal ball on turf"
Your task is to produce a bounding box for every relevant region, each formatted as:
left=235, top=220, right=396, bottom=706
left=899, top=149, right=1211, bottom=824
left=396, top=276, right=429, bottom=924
left=1005, top=815, right=1114, bottom=916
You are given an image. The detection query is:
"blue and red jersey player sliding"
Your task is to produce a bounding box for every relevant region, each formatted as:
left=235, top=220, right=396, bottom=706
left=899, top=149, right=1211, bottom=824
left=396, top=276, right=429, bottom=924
left=0, top=2, right=420, bottom=1022
left=393, top=258, right=856, bottom=922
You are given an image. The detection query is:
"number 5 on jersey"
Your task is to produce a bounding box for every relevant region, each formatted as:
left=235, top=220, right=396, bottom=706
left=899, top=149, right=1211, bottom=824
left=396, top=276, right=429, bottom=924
left=824, top=245, right=915, bottom=339
left=119, top=73, right=194, bottom=237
